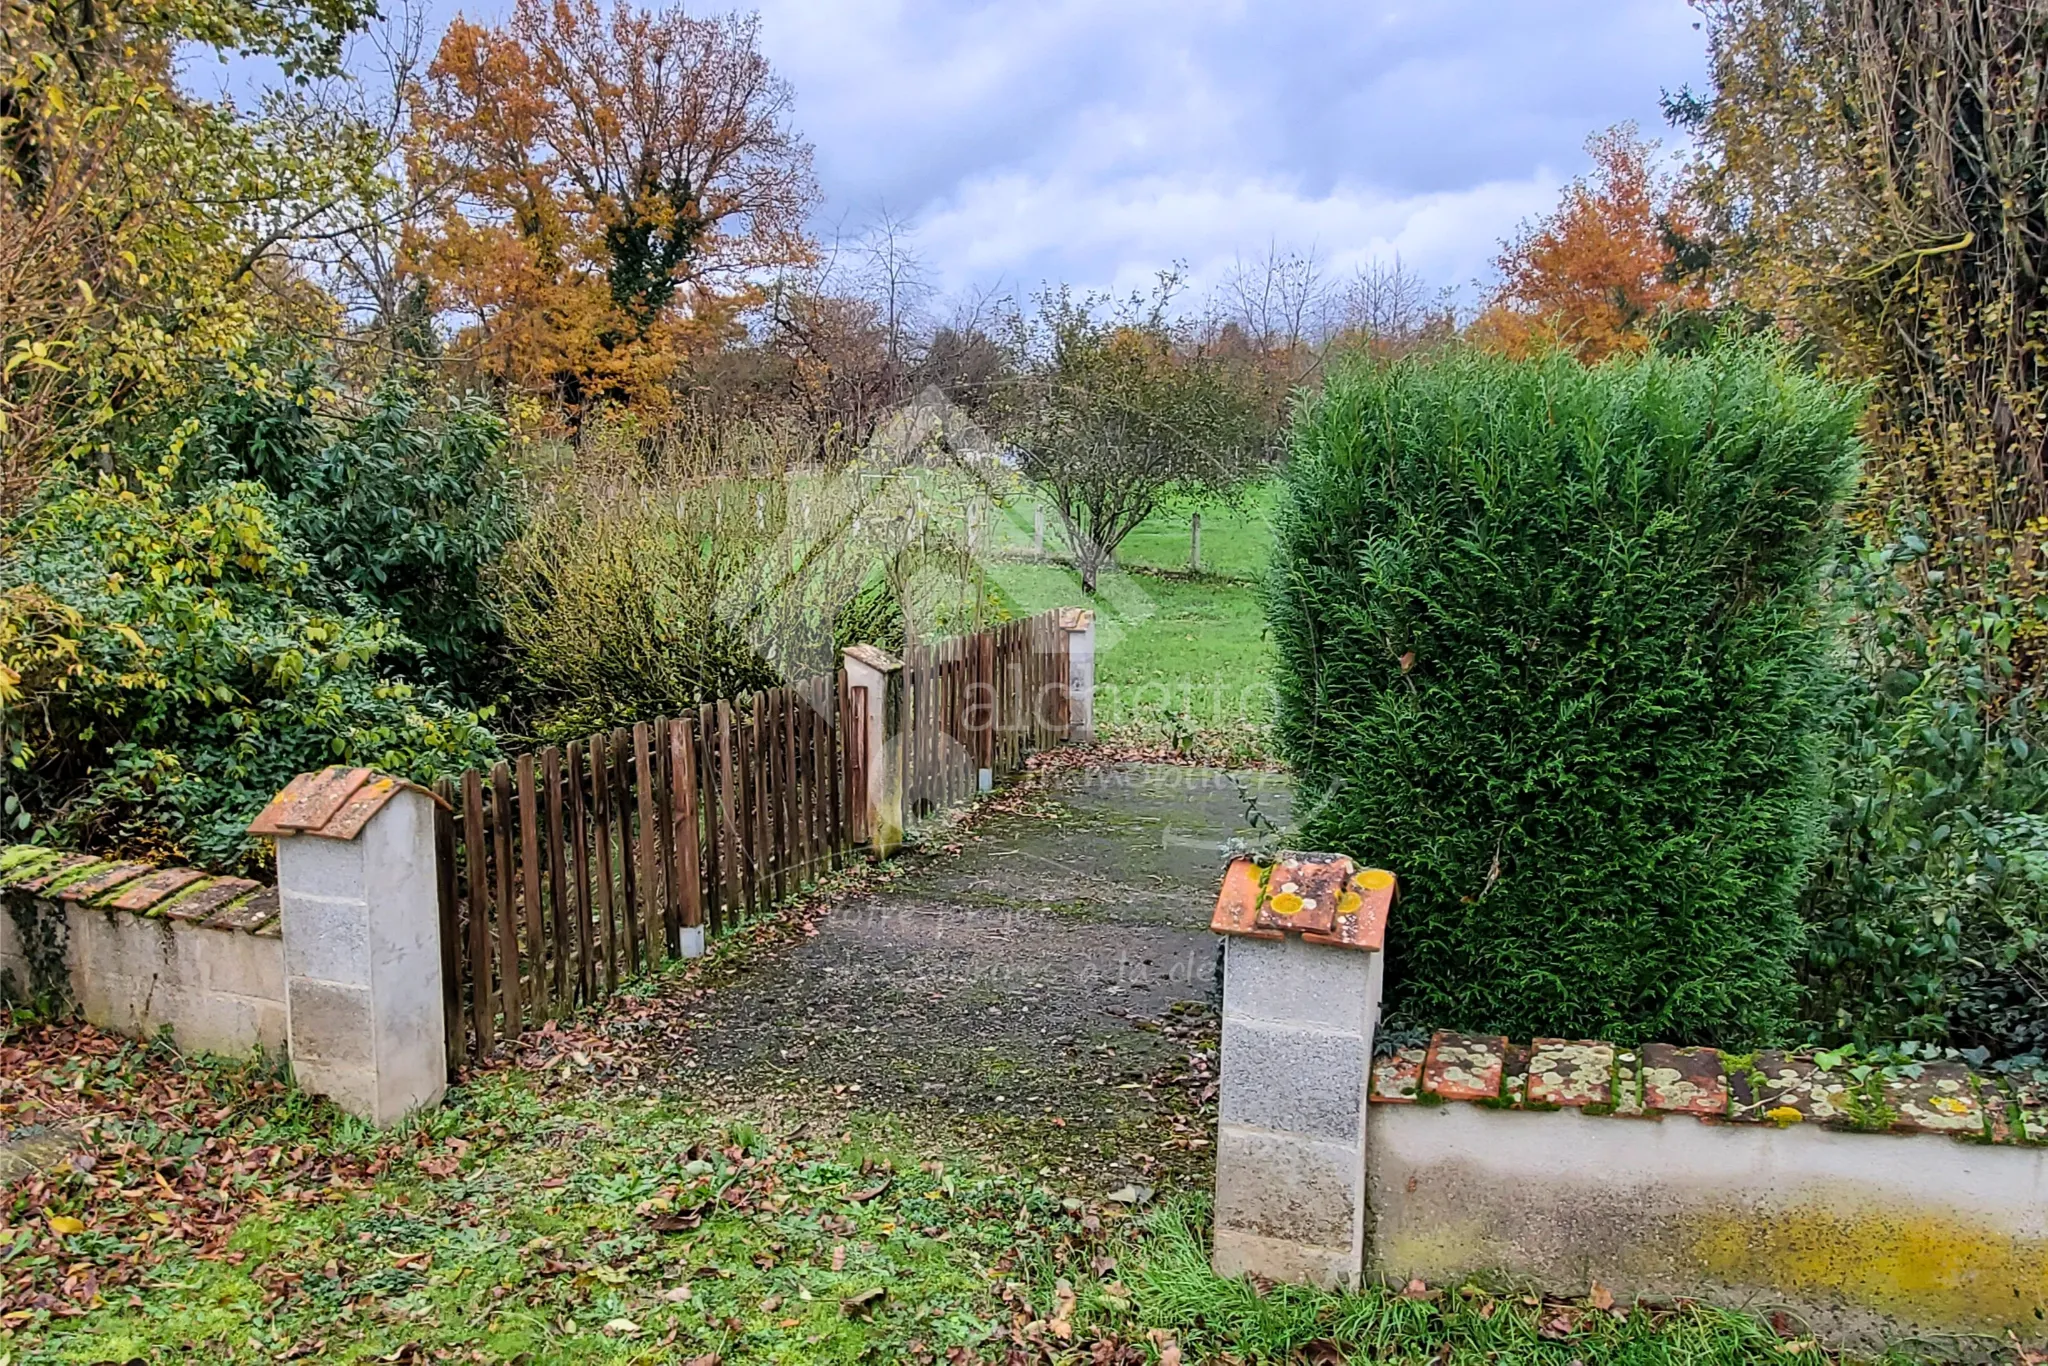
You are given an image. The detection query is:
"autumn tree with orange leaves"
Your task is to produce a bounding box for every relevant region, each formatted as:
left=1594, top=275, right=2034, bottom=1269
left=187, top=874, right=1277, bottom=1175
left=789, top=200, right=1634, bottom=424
left=1471, top=124, right=1706, bottom=363
left=418, top=0, right=816, bottom=415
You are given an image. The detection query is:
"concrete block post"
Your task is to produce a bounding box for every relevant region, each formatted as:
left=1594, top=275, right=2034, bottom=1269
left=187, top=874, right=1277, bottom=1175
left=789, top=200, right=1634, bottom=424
left=1058, top=607, right=1096, bottom=743
left=842, top=644, right=907, bottom=858
left=1210, top=852, right=1397, bottom=1289
left=250, top=768, right=449, bottom=1125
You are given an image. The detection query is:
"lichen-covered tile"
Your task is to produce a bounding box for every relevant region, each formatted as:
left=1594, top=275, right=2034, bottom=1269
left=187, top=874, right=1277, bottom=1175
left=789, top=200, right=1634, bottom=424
left=1885, top=1061, right=1980, bottom=1136
left=1501, top=1042, right=1531, bottom=1108
left=2009, top=1077, right=2048, bottom=1144
left=1981, top=1082, right=2017, bottom=1144
left=206, top=887, right=279, bottom=934
left=55, top=861, right=152, bottom=902
left=0, top=847, right=62, bottom=888
left=1422, top=1031, right=1506, bottom=1101
left=1642, top=1043, right=1727, bottom=1118
left=109, top=867, right=207, bottom=912
left=163, top=876, right=263, bottom=923
left=9, top=852, right=96, bottom=894
left=1371, top=1048, right=1424, bottom=1103
left=1728, top=1051, right=1846, bottom=1125
left=1611, top=1048, right=1645, bottom=1116
left=1526, top=1039, right=1613, bottom=1107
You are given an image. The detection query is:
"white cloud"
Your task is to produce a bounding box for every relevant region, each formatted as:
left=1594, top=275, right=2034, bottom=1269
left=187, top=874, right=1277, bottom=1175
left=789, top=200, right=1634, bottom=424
left=750, top=0, right=1711, bottom=302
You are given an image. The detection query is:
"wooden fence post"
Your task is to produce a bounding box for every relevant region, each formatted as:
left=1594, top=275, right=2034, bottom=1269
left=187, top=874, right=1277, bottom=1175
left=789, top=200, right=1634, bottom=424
left=842, top=644, right=906, bottom=857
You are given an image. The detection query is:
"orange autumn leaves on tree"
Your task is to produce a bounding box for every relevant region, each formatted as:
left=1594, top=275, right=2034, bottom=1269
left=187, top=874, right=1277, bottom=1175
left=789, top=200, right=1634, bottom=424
left=416, top=0, right=817, bottom=414
left=1472, top=124, right=1706, bottom=363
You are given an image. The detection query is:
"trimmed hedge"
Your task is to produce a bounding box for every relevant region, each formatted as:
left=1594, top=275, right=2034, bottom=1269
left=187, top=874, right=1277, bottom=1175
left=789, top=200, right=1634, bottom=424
left=1271, top=345, right=1861, bottom=1045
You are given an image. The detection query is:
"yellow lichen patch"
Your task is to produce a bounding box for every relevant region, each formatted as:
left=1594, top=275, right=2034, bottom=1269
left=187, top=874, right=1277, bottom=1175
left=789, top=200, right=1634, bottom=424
left=1688, top=1200, right=2048, bottom=1333
left=1355, top=868, right=1396, bottom=892
left=1268, top=892, right=1304, bottom=916
left=1765, top=1106, right=1805, bottom=1126
left=1337, top=891, right=1363, bottom=915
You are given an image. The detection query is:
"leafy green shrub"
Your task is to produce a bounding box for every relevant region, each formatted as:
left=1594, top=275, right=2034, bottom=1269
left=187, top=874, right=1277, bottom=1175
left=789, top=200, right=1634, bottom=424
left=1272, top=344, right=1861, bottom=1045
left=1799, top=538, right=2048, bottom=1057
left=0, top=462, right=499, bottom=870
left=176, top=364, right=523, bottom=700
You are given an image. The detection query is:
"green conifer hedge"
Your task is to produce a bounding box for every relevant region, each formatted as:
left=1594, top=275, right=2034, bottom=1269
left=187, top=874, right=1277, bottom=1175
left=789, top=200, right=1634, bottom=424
left=1271, top=344, right=1862, bottom=1045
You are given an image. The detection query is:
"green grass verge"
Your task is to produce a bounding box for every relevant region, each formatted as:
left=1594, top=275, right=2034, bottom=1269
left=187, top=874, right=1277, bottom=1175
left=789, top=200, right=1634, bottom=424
left=5, top=1021, right=1901, bottom=1366
left=986, top=488, right=1277, bottom=762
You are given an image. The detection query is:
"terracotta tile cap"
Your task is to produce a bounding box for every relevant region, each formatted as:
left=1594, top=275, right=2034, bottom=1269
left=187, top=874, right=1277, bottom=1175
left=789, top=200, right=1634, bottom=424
left=163, top=877, right=264, bottom=924
left=1526, top=1040, right=1614, bottom=1107
left=1422, top=1031, right=1506, bottom=1101
left=56, top=862, right=153, bottom=903
left=1884, top=1061, right=1981, bottom=1136
left=1641, top=1043, right=1728, bottom=1118
left=2009, top=1078, right=2048, bottom=1144
left=206, top=886, right=279, bottom=934
left=6, top=852, right=96, bottom=894
left=1371, top=1048, right=1425, bottom=1103
left=108, top=867, right=208, bottom=913
left=1983, top=1085, right=2018, bottom=1145
left=1723, top=1050, right=1846, bottom=1125
left=1056, top=607, right=1095, bottom=631
left=249, top=768, right=444, bottom=842
left=1209, top=853, right=1394, bottom=953
left=1501, top=1041, right=1532, bottom=1108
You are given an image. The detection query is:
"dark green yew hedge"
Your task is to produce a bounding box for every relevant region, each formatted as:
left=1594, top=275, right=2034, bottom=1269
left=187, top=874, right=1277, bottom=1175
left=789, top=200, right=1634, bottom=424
left=1271, top=344, right=1861, bottom=1045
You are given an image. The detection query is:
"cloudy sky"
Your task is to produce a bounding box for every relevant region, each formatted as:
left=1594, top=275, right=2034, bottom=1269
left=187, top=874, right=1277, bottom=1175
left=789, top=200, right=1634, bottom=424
left=745, top=0, right=1712, bottom=307
left=196, top=0, right=1713, bottom=309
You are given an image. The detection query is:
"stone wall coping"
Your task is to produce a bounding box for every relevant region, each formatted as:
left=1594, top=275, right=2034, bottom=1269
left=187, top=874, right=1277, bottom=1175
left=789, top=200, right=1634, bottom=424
left=0, top=845, right=278, bottom=937
left=1371, top=1028, right=2044, bottom=1147
left=1211, top=853, right=1394, bottom=952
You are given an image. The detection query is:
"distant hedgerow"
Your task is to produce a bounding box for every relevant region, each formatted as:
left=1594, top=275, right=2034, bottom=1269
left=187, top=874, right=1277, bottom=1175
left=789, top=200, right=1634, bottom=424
left=1271, top=343, right=1862, bottom=1045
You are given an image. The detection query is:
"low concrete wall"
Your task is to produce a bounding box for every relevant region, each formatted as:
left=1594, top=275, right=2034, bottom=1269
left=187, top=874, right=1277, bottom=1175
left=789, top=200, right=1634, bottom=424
left=2, top=847, right=285, bottom=1057
left=1366, top=1034, right=2048, bottom=1348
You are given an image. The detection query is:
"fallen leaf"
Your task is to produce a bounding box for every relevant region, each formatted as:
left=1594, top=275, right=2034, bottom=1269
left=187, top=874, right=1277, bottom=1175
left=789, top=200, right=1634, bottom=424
left=44, top=1214, right=85, bottom=1236
left=1049, top=1278, right=1076, bottom=1339
left=1104, top=1184, right=1153, bottom=1206
left=846, top=1179, right=891, bottom=1204
left=604, top=1317, right=640, bottom=1335
left=662, top=1285, right=693, bottom=1303
left=1588, top=1280, right=1614, bottom=1312
left=1147, top=1328, right=1182, bottom=1366
left=841, top=1287, right=886, bottom=1318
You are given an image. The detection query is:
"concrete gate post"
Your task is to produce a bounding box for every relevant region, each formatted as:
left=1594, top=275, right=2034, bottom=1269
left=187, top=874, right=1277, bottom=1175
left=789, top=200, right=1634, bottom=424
left=842, top=644, right=907, bottom=858
left=251, top=768, right=448, bottom=1125
left=1209, top=852, right=1397, bottom=1288
left=1058, top=607, right=1096, bottom=743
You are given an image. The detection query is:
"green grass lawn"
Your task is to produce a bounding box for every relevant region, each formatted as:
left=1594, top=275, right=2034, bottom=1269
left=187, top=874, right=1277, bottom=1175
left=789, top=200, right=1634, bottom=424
left=3, top=1007, right=1885, bottom=1366
left=986, top=485, right=1279, bottom=761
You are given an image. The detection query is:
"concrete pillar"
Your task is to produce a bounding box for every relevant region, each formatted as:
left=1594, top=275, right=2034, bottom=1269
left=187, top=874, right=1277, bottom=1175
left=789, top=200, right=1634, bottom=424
left=1191, top=511, right=1203, bottom=573
left=1209, top=853, right=1397, bottom=1289
left=1058, top=607, right=1096, bottom=743
left=1033, top=506, right=1045, bottom=557
left=251, top=768, right=448, bottom=1125
left=841, top=644, right=906, bottom=858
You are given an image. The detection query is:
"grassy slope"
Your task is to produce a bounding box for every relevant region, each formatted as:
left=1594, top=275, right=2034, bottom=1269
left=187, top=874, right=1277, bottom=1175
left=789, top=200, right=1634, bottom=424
left=987, top=488, right=1277, bottom=761
left=5, top=1009, right=1875, bottom=1366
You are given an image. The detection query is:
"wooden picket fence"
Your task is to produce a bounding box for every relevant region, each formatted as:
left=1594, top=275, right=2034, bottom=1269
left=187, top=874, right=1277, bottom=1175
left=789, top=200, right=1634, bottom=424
left=435, top=610, right=1075, bottom=1067
left=902, top=611, right=1072, bottom=824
